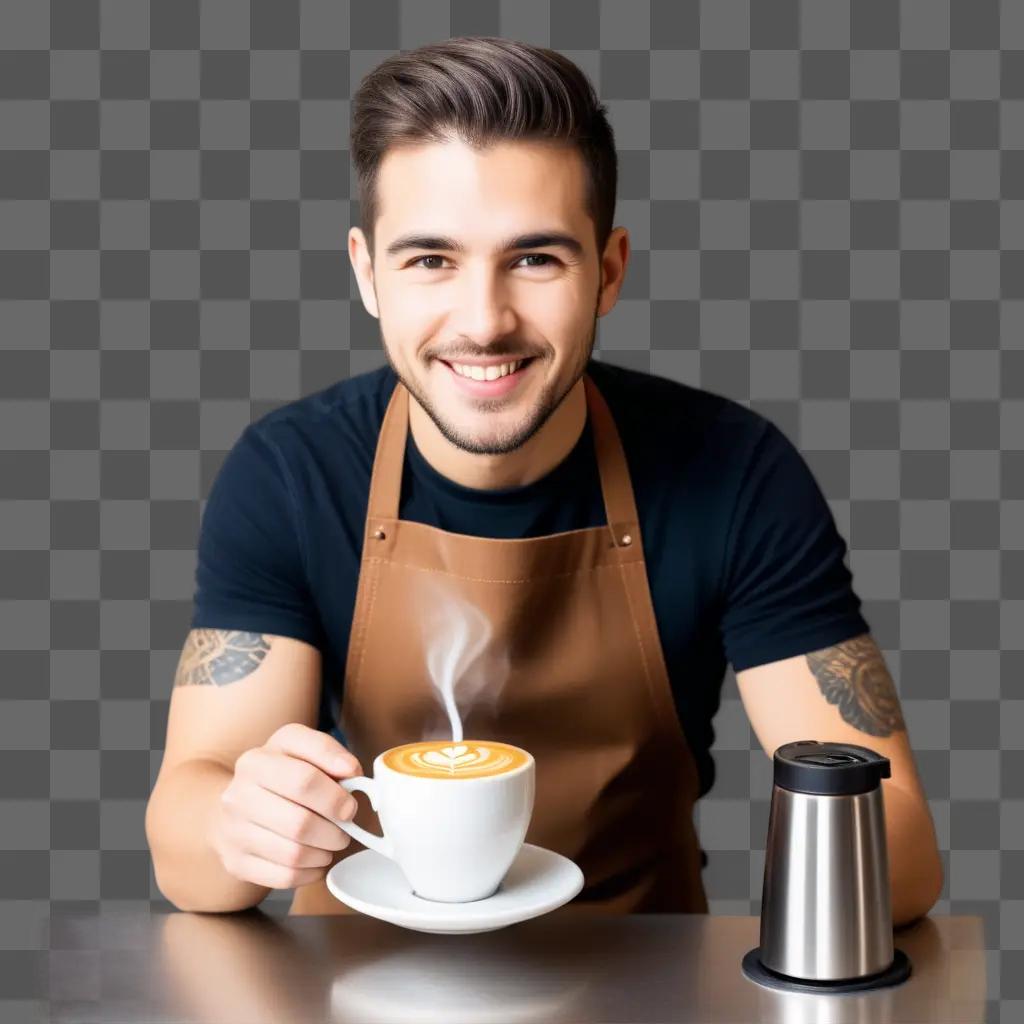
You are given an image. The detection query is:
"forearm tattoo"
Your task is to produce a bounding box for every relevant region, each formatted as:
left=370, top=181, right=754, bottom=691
left=173, top=629, right=270, bottom=687
left=804, top=634, right=907, bottom=737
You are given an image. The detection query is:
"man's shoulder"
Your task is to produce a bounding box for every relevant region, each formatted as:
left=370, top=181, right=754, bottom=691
left=246, top=362, right=398, bottom=454
left=587, top=357, right=772, bottom=456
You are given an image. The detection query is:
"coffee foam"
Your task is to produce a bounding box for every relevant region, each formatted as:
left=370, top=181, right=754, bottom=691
left=381, top=740, right=529, bottom=779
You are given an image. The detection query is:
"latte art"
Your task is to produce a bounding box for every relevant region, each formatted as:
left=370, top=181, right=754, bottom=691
left=418, top=745, right=491, bottom=771
left=382, top=740, right=530, bottom=779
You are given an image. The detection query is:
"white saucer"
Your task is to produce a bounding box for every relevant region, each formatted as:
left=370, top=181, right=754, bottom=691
left=325, top=842, right=585, bottom=934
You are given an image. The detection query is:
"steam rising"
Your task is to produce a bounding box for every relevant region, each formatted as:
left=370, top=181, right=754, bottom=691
left=415, top=575, right=510, bottom=743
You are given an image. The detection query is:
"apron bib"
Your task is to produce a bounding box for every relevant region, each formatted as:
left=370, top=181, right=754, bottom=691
left=290, top=373, right=708, bottom=915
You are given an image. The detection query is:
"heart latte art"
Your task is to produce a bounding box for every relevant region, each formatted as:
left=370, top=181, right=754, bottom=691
left=381, top=740, right=530, bottom=779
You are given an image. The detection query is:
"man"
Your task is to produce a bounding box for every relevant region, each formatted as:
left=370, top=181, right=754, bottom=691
left=146, top=37, right=943, bottom=924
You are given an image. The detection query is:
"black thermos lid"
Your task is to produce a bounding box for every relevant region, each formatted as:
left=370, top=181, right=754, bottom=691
left=773, top=740, right=891, bottom=796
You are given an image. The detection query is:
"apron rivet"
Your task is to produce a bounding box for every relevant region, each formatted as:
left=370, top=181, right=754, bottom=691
left=621, top=533, right=632, bottom=546
left=373, top=528, right=386, bottom=540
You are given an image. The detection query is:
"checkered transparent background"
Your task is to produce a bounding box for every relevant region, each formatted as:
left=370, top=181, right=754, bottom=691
left=1, top=0, right=1022, bottom=1019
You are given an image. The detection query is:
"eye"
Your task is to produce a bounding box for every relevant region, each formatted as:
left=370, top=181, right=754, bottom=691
left=407, top=253, right=561, bottom=270
left=409, top=255, right=447, bottom=269
left=516, top=254, right=559, bottom=268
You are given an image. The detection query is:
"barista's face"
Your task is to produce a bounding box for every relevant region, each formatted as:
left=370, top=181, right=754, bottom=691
left=349, top=137, right=628, bottom=455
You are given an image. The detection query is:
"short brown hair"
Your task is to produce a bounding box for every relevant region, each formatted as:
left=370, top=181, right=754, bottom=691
left=350, top=35, right=618, bottom=264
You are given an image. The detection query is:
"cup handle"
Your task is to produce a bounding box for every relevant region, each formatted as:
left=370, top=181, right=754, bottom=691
left=335, top=776, right=394, bottom=860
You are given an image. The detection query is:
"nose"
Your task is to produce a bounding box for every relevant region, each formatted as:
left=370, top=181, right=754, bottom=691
left=450, top=265, right=518, bottom=344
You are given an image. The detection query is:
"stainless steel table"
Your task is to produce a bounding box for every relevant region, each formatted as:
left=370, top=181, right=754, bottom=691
left=35, top=907, right=985, bottom=1023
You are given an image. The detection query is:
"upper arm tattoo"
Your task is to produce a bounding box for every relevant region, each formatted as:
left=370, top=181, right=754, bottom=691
left=173, top=629, right=270, bottom=687
left=804, top=634, right=907, bottom=737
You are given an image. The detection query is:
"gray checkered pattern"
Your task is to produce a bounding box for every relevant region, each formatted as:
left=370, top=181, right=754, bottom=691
left=1, top=0, right=1021, bottom=1019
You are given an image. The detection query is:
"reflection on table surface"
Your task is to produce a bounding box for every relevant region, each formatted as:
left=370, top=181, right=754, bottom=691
left=45, top=905, right=987, bottom=1024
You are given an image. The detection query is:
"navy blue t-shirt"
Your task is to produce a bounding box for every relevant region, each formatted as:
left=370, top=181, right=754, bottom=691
left=190, top=357, right=869, bottom=798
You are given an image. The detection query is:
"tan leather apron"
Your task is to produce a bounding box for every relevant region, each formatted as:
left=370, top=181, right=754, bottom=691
left=290, top=372, right=709, bottom=915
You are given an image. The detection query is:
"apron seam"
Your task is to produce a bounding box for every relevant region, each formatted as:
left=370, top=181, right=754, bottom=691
left=360, top=555, right=636, bottom=584
left=615, top=560, right=660, bottom=719
left=618, top=561, right=705, bottom=802
left=347, top=554, right=383, bottom=704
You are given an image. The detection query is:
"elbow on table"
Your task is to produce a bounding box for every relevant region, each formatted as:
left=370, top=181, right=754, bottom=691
left=892, top=855, right=944, bottom=929
left=151, top=863, right=267, bottom=915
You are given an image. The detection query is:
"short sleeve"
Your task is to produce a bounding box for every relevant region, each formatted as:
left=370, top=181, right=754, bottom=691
left=190, top=423, right=326, bottom=651
left=718, top=420, right=870, bottom=672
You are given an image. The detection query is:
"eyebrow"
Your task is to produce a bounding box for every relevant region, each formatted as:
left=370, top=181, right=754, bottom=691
left=384, top=231, right=585, bottom=260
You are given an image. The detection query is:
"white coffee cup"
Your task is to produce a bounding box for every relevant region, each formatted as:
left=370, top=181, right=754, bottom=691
left=334, top=740, right=535, bottom=903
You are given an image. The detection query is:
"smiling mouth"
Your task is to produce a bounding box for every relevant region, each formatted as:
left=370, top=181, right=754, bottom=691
left=437, top=357, right=536, bottom=381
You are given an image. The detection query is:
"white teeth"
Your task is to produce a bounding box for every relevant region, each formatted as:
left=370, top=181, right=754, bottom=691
left=450, top=359, right=523, bottom=380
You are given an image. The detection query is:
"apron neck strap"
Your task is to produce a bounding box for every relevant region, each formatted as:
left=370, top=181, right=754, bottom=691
left=367, top=373, right=641, bottom=545
left=582, top=373, right=642, bottom=545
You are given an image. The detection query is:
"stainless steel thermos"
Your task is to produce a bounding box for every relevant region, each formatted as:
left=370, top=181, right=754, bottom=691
left=741, top=739, right=912, bottom=993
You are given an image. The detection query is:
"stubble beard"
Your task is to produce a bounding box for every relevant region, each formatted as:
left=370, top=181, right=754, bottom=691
left=381, top=318, right=598, bottom=457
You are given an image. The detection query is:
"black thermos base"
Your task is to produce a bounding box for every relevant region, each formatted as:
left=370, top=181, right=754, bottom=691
left=741, top=946, right=912, bottom=994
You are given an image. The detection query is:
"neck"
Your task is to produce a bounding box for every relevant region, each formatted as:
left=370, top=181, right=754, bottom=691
left=407, top=378, right=588, bottom=491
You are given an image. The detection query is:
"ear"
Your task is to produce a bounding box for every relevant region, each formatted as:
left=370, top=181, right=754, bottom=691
left=348, top=226, right=380, bottom=319
left=597, top=226, right=630, bottom=318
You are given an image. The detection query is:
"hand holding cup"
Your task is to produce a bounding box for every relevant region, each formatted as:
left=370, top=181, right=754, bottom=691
left=211, top=723, right=364, bottom=891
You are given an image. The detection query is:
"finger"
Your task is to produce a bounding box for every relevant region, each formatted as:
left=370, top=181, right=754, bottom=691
left=241, top=748, right=361, bottom=829
left=230, top=776, right=356, bottom=852
left=231, top=851, right=325, bottom=891
left=233, top=817, right=336, bottom=871
left=264, top=722, right=363, bottom=778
